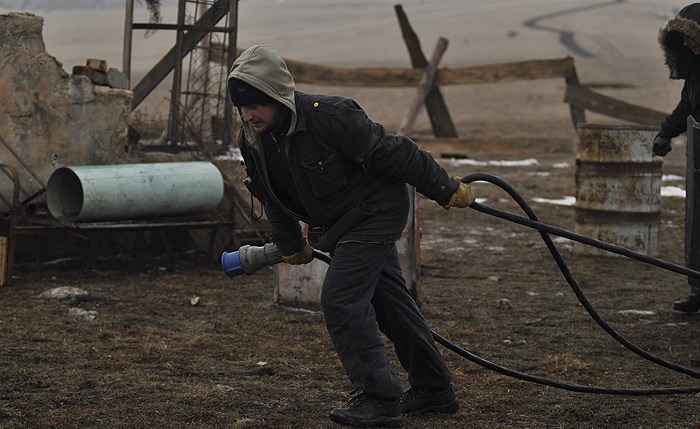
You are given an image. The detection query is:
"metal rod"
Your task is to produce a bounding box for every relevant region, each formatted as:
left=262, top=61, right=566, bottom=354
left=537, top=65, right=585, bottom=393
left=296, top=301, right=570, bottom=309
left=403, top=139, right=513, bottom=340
left=131, top=23, right=234, bottom=32
left=168, top=0, right=187, bottom=143
left=224, top=0, right=239, bottom=147
left=122, top=0, right=134, bottom=83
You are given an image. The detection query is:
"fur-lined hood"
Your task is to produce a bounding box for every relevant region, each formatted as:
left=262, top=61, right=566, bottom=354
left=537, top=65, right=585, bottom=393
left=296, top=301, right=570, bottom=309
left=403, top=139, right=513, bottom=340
left=659, top=3, right=700, bottom=79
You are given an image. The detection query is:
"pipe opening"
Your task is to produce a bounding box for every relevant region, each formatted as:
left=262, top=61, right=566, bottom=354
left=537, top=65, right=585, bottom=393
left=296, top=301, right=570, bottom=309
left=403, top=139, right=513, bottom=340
left=46, top=168, right=84, bottom=221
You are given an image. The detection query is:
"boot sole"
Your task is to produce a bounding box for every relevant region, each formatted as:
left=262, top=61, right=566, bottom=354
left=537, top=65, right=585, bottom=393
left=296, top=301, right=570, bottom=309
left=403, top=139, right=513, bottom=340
left=329, top=412, right=402, bottom=427
left=672, top=304, right=700, bottom=313
left=402, top=399, right=459, bottom=416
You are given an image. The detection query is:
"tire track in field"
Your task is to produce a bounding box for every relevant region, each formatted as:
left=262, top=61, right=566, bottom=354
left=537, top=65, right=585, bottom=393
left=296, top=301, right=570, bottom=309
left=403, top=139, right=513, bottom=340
left=522, top=0, right=626, bottom=58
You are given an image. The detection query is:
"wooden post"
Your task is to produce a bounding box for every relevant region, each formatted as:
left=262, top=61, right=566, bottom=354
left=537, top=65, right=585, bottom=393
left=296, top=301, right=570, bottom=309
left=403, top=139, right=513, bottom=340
left=395, top=4, right=457, bottom=138
left=564, top=65, right=587, bottom=128
left=686, top=116, right=700, bottom=289
left=0, top=163, right=20, bottom=286
left=0, top=236, right=6, bottom=286
left=130, top=0, right=231, bottom=110
left=398, top=37, right=448, bottom=137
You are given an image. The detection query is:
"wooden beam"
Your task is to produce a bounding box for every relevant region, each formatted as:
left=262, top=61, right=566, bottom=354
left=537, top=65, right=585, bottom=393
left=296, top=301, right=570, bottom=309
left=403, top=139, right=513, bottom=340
left=208, top=47, right=575, bottom=88
left=398, top=37, right=449, bottom=136
left=284, top=60, right=420, bottom=87
left=288, top=57, right=576, bottom=87
left=686, top=117, right=700, bottom=288
left=131, top=0, right=230, bottom=109
left=436, top=57, right=575, bottom=85
left=0, top=236, right=6, bottom=287
left=395, top=4, right=457, bottom=138
left=565, top=66, right=587, bottom=126
left=564, top=84, right=668, bottom=126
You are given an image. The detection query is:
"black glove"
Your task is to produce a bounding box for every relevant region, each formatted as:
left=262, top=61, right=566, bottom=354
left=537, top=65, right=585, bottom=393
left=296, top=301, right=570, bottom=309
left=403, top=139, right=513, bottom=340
left=653, top=135, right=672, bottom=157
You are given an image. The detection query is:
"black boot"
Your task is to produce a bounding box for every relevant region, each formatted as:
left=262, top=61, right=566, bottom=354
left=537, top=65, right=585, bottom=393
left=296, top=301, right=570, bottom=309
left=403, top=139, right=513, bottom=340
left=329, top=392, right=401, bottom=427
left=400, top=385, right=459, bottom=416
left=673, top=284, right=700, bottom=313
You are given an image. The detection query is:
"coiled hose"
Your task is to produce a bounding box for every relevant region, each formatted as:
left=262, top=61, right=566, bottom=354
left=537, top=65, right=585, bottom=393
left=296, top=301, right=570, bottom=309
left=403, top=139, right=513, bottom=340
left=315, top=172, right=700, bottom=395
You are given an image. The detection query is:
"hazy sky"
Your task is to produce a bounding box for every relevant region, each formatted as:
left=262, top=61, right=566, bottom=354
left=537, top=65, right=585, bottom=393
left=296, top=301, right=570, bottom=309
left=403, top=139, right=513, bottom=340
left=0, top=1, right=681, bottom=82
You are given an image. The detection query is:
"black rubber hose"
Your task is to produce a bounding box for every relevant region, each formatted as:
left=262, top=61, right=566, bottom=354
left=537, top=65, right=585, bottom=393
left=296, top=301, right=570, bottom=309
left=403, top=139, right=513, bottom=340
left=465, top=176, right=700, bottom=279
left=463, top=172, right=700, bottom=379
left=431, top=330, right=700, bottom=395
left=310, top=174, right=700, bottom=395
left=458, top=173, right=700, bottom=392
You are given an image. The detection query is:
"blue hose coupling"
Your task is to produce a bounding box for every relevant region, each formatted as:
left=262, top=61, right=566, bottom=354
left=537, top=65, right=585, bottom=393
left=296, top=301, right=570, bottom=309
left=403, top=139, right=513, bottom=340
left=221, top=251, right=244, bottom=278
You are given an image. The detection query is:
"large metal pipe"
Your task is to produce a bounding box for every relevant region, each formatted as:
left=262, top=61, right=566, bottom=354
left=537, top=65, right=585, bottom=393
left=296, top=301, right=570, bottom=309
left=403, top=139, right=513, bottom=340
left=46, top=162, right=223, bottom=222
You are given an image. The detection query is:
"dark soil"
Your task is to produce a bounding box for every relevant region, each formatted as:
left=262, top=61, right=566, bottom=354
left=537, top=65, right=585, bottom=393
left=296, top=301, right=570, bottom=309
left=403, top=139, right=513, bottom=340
left=2, top=134, right=700, bottom=429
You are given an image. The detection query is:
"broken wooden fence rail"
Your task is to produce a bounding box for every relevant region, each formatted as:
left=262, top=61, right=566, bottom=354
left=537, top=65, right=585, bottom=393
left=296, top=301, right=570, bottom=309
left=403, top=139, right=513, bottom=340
left=272, top=55, right=669, bottom=129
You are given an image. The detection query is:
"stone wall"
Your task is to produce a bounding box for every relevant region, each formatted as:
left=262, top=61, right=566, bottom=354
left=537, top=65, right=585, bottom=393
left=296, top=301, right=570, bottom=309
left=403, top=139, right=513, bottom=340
left=0, top=12, right=132, bottom=212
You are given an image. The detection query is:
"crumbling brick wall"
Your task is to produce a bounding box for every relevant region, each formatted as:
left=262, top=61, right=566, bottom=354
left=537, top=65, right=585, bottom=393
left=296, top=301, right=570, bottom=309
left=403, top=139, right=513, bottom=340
left=0, top=12, right=132, bottom=212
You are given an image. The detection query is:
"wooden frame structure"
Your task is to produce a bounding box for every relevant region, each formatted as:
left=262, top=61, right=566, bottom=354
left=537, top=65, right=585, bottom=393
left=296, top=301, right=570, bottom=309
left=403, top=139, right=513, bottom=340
left=1, top=3, right=672, bottom=286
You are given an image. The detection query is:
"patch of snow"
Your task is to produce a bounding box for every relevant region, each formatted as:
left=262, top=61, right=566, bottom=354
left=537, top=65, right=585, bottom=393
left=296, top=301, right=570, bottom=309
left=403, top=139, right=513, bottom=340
left=662, top=174, right=684, bottom=182
left=532, top=196, right=576, bottom=206
left=215, top=147, right=244, bottom=162
left=442, top=157, right=539, bottom=167
left=661, top=186, right=685, bottom=198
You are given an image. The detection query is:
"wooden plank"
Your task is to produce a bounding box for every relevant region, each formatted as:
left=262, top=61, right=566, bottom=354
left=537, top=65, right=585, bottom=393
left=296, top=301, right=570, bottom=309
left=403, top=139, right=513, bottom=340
left=398, top=37, right=448, bottom=136
left=0, top=236, right=6, bottom=287
left=131, top=0, right=230, bottom=109
left=210, top=52, right=575, bottom=88
left=284, top=60, right=420, bottom=87
left=285, top=58, right=575, bottom=87
left=436, top=57, right=575, bottom=85
left=564, top=64, right=587, bottom=126
left=564, top=84, right=668, bottom=126
left=395, top=4, right=457, bottom=138
left=686, top=116, right=700, bottom=288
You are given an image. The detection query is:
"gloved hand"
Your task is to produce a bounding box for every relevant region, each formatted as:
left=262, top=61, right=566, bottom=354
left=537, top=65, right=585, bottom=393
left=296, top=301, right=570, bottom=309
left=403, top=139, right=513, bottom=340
left=653, top=135, right=672, bottom=157
left=442, top=179, right=475, bottom=209
left=281, top=241, right=314, bottom=265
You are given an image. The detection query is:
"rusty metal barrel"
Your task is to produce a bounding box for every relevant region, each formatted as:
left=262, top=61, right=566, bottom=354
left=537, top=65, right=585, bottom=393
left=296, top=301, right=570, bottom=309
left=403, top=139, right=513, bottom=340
left=574, top=124, right=662, bottom=256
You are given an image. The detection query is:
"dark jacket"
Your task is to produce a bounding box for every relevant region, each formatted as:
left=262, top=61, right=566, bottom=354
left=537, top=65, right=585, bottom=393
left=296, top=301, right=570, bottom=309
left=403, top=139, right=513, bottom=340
left=658, top=3, right=700, bottom=138
left=227, top=45, right=459, bottom=255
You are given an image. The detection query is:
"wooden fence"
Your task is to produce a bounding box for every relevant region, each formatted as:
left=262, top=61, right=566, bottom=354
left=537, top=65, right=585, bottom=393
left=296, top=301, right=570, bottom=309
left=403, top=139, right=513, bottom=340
left=285, top=54, right=667, bottom=133
left=133, top=3, right=668, bottom=140
left=212, top=4, right=668, bottom=140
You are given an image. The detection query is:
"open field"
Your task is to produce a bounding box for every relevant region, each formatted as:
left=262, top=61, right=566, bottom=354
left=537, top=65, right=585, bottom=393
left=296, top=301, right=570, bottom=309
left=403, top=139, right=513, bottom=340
left=2, top=1, right=700, bottom=428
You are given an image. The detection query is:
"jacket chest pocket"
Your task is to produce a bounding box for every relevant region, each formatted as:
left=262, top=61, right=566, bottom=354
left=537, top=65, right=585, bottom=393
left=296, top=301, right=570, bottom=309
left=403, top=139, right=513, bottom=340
left=302, top=151, right=347, bottom=198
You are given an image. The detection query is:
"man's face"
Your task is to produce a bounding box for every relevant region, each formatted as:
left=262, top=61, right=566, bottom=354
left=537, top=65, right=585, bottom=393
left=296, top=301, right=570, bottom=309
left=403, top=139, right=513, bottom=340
left=239, top=103, right=283, bottom=134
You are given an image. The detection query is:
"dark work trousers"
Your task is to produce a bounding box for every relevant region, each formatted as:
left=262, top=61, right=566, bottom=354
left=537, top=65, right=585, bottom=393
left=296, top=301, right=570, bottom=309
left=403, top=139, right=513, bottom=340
left=320, top=241, right=452, bottom=400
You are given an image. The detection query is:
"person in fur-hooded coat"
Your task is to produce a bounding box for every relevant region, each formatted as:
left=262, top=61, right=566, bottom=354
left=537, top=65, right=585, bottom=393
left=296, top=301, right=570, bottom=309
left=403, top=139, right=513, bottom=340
left=656, top=3, right=700, bottom=312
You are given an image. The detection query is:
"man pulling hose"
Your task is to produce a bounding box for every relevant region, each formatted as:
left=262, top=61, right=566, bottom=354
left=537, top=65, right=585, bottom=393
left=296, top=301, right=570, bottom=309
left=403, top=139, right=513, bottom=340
left=227, top=45, right=474, bottom=427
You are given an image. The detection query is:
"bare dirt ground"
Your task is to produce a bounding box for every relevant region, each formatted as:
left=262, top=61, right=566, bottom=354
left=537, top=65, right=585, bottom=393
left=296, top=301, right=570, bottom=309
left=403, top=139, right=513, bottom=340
left=2, top=121, right=700, bottom=429
left=3, top=2, right=700, bottom=428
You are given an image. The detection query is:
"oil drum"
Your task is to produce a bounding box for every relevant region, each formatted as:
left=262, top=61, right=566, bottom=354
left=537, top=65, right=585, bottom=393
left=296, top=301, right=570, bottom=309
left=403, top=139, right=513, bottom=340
left=574, top=124, right=661, bottom=256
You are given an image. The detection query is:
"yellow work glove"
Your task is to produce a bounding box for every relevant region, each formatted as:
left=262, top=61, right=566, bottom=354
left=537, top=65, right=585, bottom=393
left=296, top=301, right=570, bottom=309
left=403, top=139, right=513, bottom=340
left=281, top=241, right=315, bottom=265
left=442, top=180, right=475, bottom=209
